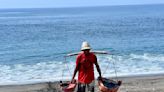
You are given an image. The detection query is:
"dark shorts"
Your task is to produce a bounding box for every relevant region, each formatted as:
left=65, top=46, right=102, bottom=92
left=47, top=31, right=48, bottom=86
left=77, top=81, right=95, bottom=92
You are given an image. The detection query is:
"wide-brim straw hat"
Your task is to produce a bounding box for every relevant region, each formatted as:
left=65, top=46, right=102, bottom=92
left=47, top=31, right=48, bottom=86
left=81, top=41, right=91, bottom=51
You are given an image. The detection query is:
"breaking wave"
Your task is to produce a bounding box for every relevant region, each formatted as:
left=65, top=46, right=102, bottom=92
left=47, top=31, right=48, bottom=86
left=0, top=53, right=164, bottom=85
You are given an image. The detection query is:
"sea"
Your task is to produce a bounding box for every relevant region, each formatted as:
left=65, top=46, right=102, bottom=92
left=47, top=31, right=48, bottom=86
left=0, top=4, right=164, bottom=85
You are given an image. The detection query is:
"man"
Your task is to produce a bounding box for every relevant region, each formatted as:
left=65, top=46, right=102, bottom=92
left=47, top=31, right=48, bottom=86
left=71, top=41, right=102, bottom=92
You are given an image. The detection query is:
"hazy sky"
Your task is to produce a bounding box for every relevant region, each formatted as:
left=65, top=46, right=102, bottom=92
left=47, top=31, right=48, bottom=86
left=0, top=0, right=164, bottom=8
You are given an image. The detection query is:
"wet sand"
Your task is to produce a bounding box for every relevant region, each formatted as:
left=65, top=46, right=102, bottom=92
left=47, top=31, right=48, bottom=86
left=0, top=74, right=164, bottom=92
left=118, top=74, right=164, bottom=92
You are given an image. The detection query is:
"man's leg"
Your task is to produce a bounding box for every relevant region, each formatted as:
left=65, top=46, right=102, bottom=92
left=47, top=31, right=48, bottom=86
left=77, top=83, right=86, bottom=92
left=87, top=81, right=95, bottom=92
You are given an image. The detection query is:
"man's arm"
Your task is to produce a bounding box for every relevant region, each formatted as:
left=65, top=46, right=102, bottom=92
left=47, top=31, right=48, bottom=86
left=71, top=55, right=81, bottom=82
left=71, top=63, right=80, bottom=82
left=95, top=60, right=102, bottom=78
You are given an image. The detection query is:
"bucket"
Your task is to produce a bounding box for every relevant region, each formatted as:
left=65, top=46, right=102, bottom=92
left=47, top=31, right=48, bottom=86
left=60, top=80, right=77, bottom=92
left=98, top=78, right=122, bottom=92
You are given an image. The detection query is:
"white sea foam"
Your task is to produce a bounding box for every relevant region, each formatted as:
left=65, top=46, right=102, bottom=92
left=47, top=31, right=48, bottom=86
left=0, top=53, right=164, bottom=85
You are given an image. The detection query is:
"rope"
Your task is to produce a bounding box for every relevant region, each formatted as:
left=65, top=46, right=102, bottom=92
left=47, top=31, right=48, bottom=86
left=64, top=57, right=72, bottom=77
left=102, top=54, right=119, bottom=82
left=102, top=55, right=111, bottom=75
left=61, top=57, right=66, bottom=81
left=61, top=57, right=72, bottom=80
left=112, top=54, right=118, bottom=82
left=61, top=68, right=64, bottom=80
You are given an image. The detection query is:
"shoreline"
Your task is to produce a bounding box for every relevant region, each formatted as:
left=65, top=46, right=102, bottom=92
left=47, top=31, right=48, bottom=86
left=1, top=72, right=164, bottom=86
left=0, top=73, right=164, bottom=92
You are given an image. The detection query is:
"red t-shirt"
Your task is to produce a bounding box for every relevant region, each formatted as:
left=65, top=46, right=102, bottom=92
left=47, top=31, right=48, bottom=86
left=76, top=52, right=97, bottom=84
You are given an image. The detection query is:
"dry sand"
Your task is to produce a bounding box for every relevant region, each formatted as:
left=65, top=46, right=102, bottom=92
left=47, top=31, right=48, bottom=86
left=0, top=74, right=164, bottom=92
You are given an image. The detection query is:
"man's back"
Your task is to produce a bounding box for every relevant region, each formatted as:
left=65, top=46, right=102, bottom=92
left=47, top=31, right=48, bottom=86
left=76, top=53, right=97, bottom=84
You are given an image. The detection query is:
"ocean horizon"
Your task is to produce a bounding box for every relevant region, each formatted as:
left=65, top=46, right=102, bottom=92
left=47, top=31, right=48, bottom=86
left=0, top=4, right=164, bottom=85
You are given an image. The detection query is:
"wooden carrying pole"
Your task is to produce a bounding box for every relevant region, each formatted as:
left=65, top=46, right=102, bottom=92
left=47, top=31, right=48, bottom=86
left=65, top=51, right=110, bottom=57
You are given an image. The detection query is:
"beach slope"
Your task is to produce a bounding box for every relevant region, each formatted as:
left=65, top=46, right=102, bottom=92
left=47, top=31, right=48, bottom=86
left=0, top=74, right=164, bottom=92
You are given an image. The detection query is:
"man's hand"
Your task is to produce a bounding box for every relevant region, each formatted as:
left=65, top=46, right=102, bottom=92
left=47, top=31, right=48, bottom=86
left=71, top=79, right=76, bottom=83
left=98, top=76, right=103, bottom=81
